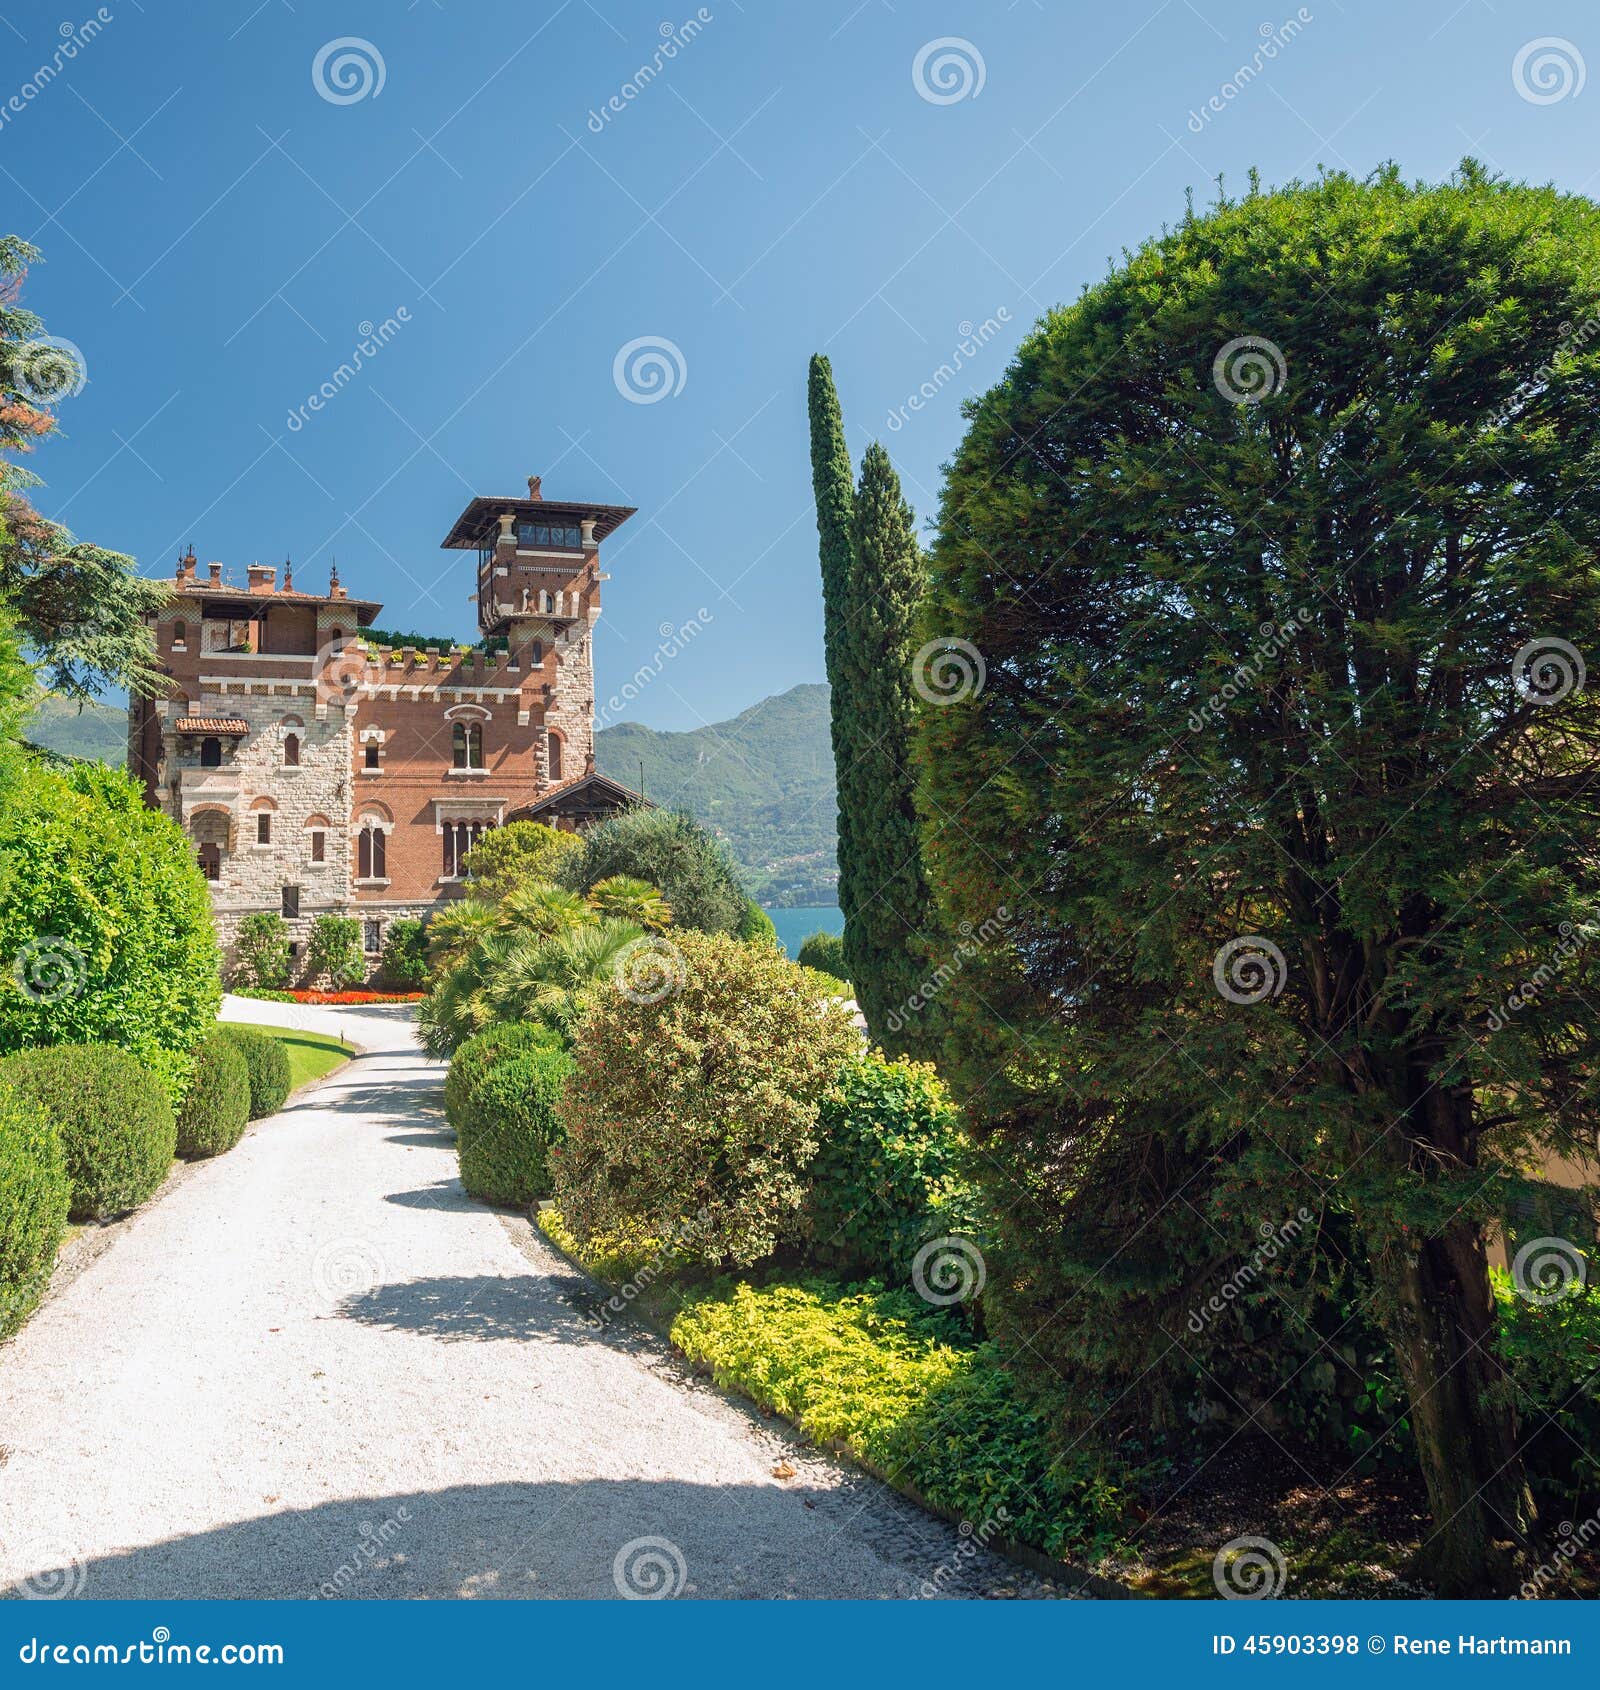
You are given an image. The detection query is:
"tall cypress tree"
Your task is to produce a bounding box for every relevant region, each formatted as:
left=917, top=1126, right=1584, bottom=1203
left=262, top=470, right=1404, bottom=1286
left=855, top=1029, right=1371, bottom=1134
left=809, top=353, right=940, bottom=1057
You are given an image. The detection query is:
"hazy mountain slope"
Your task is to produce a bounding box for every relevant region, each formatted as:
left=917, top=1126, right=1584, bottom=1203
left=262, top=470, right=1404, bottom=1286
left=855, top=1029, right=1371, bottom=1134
left=24, top=694, right=127, bottom=763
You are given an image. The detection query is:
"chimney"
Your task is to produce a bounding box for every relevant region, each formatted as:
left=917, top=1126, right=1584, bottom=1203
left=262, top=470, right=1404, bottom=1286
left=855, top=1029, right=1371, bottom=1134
left=329, top=561, right=347, bottom=600
left=207, top=562, right=223, bottom=586
left=247, top=562, right=276, bottom=594
left=526, top=474, right=542, bottom=501
left=283, top=556, right=294, bottom=592
left=175, top=546, right=197, bottom=585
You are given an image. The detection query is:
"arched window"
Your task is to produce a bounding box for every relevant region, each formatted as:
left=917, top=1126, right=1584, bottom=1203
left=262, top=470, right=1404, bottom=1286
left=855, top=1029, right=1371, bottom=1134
left=283, top=732, right=300, bottom=768
left=441, top=818, right=491, bottom=878
left=452, top=721, right=484, bottom=770
left=530, top=639, right=543, bottom=668
left=200, top=737, right=222, bottom=768
left=547, top=730, right=562, bottom=781
left=357, top=823, right=387, bottom=880
left=172, top=620, right=188, bottom=649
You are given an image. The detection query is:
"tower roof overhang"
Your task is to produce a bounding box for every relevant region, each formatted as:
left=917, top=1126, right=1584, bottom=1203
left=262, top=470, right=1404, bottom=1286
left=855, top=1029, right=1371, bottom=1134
left=440, top=496, right=637, bottom=550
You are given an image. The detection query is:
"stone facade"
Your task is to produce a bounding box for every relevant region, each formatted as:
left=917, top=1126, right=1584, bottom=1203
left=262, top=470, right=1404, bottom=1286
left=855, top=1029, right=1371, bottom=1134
left=129, top=480, right=638, bottom=979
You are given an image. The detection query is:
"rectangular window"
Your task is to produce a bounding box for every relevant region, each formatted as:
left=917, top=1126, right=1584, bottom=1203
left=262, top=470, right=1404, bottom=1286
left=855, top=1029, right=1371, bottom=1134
left=364, top=919, right=382, bottom=956
left=281, top=886, right=300, bottom=920
left=517, top=521, right=581, bottom=548
left=364, top=743, right=380, bottom=771
left=310, top=829, right=325, bottom=864
left=257, top=812, right=272, bottom=844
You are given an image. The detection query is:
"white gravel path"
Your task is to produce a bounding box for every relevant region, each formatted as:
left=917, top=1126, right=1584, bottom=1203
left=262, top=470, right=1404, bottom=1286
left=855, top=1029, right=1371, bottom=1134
left=0, top=1002, right=1050, bottom=1601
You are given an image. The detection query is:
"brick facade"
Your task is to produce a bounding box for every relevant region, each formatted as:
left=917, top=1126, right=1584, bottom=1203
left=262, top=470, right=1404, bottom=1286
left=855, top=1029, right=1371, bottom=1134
left=129, top=480, right=636, bottom=978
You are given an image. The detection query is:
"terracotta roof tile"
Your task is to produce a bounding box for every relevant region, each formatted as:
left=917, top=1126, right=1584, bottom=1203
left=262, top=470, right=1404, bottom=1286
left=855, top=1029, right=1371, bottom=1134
left=174, top=716, right=249, bottom=735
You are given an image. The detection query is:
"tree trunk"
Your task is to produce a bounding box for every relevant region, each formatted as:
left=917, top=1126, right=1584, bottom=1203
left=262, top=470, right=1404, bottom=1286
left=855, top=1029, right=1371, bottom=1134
left=1363, top=1087, right=1535, bottom=1596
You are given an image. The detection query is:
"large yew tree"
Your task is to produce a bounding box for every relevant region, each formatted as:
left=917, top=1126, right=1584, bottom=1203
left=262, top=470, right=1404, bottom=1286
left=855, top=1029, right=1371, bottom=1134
left=918, top=165, right=1600, bottom=1594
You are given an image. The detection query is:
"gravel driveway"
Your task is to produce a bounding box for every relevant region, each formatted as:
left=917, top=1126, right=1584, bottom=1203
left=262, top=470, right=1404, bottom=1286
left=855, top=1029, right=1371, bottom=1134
left=0, top=1003, right=1052, bottom=1600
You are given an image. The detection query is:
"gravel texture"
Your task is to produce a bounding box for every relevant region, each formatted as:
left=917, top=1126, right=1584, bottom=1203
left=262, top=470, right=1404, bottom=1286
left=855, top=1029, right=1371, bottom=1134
left=0, top=1002, right=1065, bottom=1601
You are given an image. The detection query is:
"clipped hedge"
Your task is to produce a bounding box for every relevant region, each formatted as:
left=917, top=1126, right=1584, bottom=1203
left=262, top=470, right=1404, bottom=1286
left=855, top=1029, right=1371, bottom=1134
left=0, top=1044, right=176, bottom=1221
left=0, top=1077, right=70, bottom=1340
left=796, top=929, right=849, bottom=982
left=219, top=1025, right=292, bottom=1119
left=444, top=1022, right=564, bottom=1132
left=381, top=919, right=431, bottom=990
left=175, top=1031, right=251, bottom=1159
left=805, top=1052, right=980, bottom=1283
left=457, top=1045, right=576, bottom=1206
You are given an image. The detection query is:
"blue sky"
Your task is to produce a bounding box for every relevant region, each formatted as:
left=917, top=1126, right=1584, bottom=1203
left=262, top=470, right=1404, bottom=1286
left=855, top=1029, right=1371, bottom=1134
left=5, top=0, right=1599, bottom=727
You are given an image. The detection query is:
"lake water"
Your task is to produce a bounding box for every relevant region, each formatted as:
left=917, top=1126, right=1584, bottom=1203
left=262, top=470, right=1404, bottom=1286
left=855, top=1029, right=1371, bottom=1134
left=765, top=905, right=843, bottom=958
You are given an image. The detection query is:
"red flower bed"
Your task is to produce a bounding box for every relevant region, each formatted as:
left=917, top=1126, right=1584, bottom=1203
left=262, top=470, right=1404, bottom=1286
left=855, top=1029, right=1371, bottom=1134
left=287, top=989, right=426, bottom=1005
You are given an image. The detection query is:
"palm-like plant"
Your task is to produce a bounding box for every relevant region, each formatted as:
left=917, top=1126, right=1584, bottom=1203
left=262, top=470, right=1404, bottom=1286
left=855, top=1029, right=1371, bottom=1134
left=498, top=882, right=591, bottom=936
left=483, top=918, right=646, bottom=1041
left=587, top=874, right=673, bottom=932
left=426, top=898, right=499, bottom=970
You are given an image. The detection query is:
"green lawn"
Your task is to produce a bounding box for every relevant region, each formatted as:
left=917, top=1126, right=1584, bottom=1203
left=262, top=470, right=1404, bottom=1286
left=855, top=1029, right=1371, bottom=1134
left=220, top=1023, right=352, bottom=1089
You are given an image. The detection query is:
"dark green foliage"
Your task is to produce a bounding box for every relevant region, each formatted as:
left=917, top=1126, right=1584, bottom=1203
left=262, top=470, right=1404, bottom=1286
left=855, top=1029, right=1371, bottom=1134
left=735, top=901, right=778, bottom=947
left=380, top=919, right=431, bottom=989
left=303, top=914, right=364, bottom=988
left=807, top=360, right=939, bottom=1057
left=219, top=1026, right=292, bottom=1120
left=0, top=1076, right=69, bottom=1339
left=456, top=1045, right=576, bottom=1206
left=232, top=912, right=291, bottom=991
left=796, top=930, right=849, bottom=982
left=557, top=806, right=746, bottom=935
left=175, top=1031, right=250, bottom=1159
left=0, top=761, right=221, bottom=1103
left=595, top=685, right=837, bottom=906
left=805, top=1052, right=978, bottom=1282
left=0, top=1043, right=175, bottom=1219
left=444, top=1022, right=565, bottom=1132
left=917, top=165, right=1600, bottom=1591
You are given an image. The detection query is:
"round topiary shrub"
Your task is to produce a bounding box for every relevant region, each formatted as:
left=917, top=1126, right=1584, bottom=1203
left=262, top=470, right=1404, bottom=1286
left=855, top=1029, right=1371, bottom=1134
left=175, top=1031, right=251, bottom=1159
left=552, top=930, right=861, bottom=1266
left=0, top=1076, right=70, bottom=1340
left=0, top=1044, right=176, bottom=1220
left=444, top=1021, right=564, bottom=1132
left=457, top=1045, right=575, bottom=1206
left=219, top=1025, right=292, bottom=1120
left=804, top=1051, right=978, bottom=1283
left=796, top=929, right=849, bottom=983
